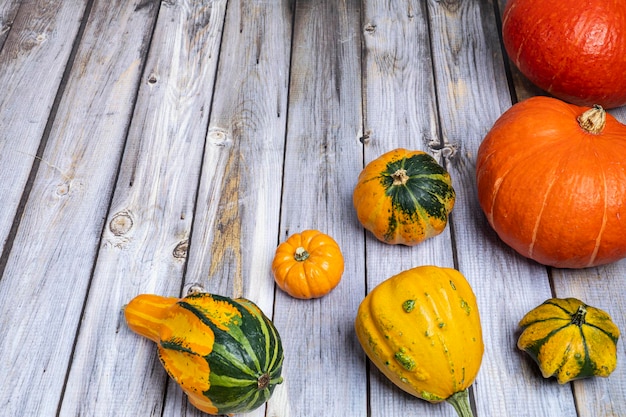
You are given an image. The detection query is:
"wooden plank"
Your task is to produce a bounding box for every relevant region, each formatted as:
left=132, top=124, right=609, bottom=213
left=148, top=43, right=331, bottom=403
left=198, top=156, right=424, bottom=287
left=266, top=1, right=366, bottom=416
left=425, top=0, right=579, bottom=416
left=0, top=1, right=158, bottom=415
left=0, top=0, right=87, bottom=258
left=274, top=1, right=367, bottom=416
left=551, top=261, right=626, bottom=417
left=0, top=0, right=20, bottom=48
left=57, top=1, right=228, bottom=416
left=174, top=1, right=293, bottom=416
left=183, top=0, right=291, bottom=311
left=549, top=105, right=626, bottom=417
left=360, top=1, right=460, bottom=416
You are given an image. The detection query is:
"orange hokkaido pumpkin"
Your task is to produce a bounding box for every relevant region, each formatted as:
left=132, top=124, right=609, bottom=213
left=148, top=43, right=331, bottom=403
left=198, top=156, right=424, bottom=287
left=502, top=0, right=626, bottom=108
left=476, top=96, right=626, bottom=268
left=272, top=230, right=344, bottom=299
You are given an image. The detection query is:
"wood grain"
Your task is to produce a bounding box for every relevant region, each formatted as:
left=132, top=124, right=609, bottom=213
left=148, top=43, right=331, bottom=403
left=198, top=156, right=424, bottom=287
left=0, top=0, right=87, bottom=259
left=58, top=1, right=227, bottom=416
left=268, top=1, right=367, bottom=416
left=0, top=1, right=157, bottom=415
left=0, top=0, right=20, bottom=48
left=361, top=1, right=459, bottom=416
left=177, top=1, right=291, bottom=415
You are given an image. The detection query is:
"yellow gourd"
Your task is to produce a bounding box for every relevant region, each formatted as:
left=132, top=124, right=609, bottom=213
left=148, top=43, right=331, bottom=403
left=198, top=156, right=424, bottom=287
left=355, top=265, right=483, bottom=417
left=518, top=297, right=620, bottom=383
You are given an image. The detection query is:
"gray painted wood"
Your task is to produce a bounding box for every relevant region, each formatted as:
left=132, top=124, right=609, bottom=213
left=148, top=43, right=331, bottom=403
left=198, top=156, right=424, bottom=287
left=0, top=0, right=158, bottom=415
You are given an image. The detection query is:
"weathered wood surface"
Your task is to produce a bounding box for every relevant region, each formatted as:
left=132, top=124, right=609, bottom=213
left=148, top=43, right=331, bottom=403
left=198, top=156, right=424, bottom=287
left=0, top=1, right=624, bottom=416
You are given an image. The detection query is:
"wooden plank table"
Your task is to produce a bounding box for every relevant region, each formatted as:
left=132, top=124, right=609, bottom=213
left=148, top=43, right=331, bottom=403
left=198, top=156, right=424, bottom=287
left=1, top=1, right=624, bottom=416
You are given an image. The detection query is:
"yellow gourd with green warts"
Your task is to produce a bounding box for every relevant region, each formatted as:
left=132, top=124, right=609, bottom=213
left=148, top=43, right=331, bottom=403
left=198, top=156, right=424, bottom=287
left=355, top=265, right=484, bottom=417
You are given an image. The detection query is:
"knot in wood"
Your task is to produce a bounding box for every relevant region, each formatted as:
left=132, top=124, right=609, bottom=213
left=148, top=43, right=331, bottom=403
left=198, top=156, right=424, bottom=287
left=364, top=23, right=376, bottom=34
left=173, top=239, right=189, bottom=259
left=185, top=282, right=205, bottom=295
left=56, top=182, right=70, bottom=196
left=147, top=73, right=158, bottom=85
left=109, top=212, right=133, bottom=236
left=207, top=128, right=231, bottom=147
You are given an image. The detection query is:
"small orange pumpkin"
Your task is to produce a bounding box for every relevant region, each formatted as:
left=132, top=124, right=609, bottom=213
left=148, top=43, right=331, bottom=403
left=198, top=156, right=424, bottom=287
left=271, top=230, right=344, bottom=299
left=476, top=96, right=626, bottom=268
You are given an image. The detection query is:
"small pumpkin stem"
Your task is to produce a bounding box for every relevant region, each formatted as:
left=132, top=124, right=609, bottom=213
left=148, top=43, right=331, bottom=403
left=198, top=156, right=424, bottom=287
left=391, top=169, right=409, bottom=186
left=577, top=105, right=606, bottom=135
left=571, top=304, right=587, bottom=326
left=446, top=390, right=475, bottom=417
left=294, top=246, right=310, bottom=262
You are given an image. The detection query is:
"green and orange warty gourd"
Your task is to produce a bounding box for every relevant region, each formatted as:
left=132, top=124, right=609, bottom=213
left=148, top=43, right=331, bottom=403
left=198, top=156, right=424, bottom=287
left=355, top=265, right=483, bottom=417
left=476, top=96, right=626, bottom=268
left=353, top=148, right=455, bottom=246
left=124, top=291, right=283, bottom=415
left=518, top=298, right=620, bottom=384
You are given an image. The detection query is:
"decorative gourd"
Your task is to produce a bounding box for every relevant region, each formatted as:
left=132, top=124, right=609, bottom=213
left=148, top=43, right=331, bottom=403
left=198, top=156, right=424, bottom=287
left=272, top=229, right=344, bottom=299
left=476, top=96, right=626, bottom=268
left=502, top=0, right=626, bottom=108
left=124, top=291, right=284, bottom=415
left=353, top=148, right=455, bottom=246
left=518, top=298, right=620, bottom=383
left=355, top=265, right=483, bottom=417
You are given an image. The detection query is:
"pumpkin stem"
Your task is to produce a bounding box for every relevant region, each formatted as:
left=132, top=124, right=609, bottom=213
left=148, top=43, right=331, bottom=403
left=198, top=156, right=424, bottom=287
left=391, top=168, right=410, bottom=186
left=577, top=105, right=606, bottom=135
left=446, top=389, right=475, bottom=417
left=294, top=246, right=310, bottom=262
left=571, top=304, right=587, bottom=326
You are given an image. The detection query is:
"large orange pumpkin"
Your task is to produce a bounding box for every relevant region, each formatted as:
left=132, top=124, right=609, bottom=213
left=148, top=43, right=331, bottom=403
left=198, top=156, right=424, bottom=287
left=476, top=96, right=626, bottom=268
left=502, top=0, right=626, bottom=108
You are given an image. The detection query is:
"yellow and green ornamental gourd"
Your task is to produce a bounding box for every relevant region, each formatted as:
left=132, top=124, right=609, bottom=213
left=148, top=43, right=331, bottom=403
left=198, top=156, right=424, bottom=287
left=518, top=297, right=620, bottom=383
left=124, top=291, right=284, bottom=415
left=355, top=265, right=484, bottom=417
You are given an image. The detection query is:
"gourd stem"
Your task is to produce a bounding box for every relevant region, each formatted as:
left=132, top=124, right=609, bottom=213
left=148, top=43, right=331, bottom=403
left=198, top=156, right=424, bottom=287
left=257, top=373, right=270, bottom=390
left=294, top=247, right=310, bottom=262
left=577, top=105, right=606, bottom=134
left=391, top=168, right=409, bottom=186
left=571, top=304, right=587, bottom=326
left=446, top=390, right=475, bottom=417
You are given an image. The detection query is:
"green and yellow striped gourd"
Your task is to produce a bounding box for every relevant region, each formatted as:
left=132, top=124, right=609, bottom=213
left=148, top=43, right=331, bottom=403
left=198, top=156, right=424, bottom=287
left=124, top=291, right=283, bottom=415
